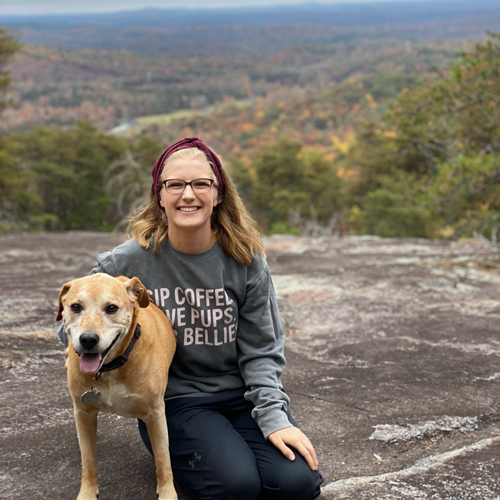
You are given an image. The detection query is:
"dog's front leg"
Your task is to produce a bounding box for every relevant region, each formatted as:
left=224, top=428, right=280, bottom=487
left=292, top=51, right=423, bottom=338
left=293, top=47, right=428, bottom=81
left=74, top=405, right=99, bottom=500
left=143, top=408, right=178, bottom=500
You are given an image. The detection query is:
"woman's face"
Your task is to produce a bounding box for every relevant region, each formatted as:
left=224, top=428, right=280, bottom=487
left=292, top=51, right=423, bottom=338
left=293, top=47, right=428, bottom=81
left=159, top=157, right=218, bottom=237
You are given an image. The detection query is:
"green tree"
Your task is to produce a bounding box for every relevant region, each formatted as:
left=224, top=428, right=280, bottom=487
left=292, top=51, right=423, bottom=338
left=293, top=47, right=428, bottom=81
left=428, top=154, right=500, bottom=240
left=302, top=149, right=344, bottom=223
left=0, top=28, right=20, bottom=111
left=1, top=122, right=161, bottom=232
left=105, top=135, right=163, bottom=223
left=0, top=28, right=23, bottom=230
left=353, top=172, right=428, bottom=238
left=251, top=139, right=307, bottom=232
left=0, top=136, right=44, bottom=231
left=232, top=139, right=345, bottom=234
left=5, top=122, right=124, bottom=230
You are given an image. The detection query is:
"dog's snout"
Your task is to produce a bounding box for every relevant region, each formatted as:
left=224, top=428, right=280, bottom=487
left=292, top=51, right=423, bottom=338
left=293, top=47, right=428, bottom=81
left=80, top=333, right=99, bottom=350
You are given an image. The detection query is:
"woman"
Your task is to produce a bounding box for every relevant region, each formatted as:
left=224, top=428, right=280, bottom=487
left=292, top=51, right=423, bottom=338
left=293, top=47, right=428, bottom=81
left=63, top=137, right=323, bottom=500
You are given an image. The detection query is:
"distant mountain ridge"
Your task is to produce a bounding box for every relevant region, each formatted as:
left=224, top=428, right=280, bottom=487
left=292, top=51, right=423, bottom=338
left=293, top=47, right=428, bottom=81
left=2, top=0, right=500, bottom=56
left=2, top=0, right=499, bottom=29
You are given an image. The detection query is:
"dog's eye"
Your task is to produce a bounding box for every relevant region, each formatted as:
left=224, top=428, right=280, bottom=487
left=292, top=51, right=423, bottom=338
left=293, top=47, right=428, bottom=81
left=70, top=304, right=82, bottom=313
left=105, top=305, right=119, bottom=314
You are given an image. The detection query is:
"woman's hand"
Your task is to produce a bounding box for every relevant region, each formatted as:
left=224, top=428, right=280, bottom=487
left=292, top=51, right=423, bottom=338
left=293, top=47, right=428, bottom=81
left=268, top=426, right=318, bottom=471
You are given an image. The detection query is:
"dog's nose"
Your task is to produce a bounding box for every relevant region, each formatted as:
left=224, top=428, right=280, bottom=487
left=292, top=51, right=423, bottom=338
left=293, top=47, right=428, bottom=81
left=80, top=333, right=99, bottom=350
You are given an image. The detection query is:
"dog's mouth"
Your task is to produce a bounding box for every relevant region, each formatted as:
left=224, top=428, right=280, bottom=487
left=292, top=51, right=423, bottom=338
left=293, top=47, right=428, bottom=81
left=78, top=333, right=121, bottom=374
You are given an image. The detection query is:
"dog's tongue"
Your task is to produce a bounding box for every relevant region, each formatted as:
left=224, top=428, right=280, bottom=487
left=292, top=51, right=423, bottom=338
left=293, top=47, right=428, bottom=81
left=80, top=353, right=102, bottom=373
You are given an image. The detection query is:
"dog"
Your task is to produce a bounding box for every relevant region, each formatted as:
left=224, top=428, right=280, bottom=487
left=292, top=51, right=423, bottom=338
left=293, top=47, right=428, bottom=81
left=57, top=273, right=178, bottom=500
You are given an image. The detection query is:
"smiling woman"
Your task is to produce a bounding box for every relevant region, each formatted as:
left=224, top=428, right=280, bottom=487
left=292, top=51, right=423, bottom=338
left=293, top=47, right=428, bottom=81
left=128, top=137, right=265, bottom=264
left=60, top=137, right=323, bottom=500
left=157, top=150, right=219, bottom=253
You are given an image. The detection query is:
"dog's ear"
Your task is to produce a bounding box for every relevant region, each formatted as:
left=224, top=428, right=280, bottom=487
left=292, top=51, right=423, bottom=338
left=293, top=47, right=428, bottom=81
left=124, top=277, right=150, bottom=308
left=56, top=281, right=73, bottom=321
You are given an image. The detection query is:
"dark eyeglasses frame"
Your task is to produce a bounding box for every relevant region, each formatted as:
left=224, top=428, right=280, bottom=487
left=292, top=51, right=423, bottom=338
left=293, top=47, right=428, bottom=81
left=161, top=178, right=215, bottom=194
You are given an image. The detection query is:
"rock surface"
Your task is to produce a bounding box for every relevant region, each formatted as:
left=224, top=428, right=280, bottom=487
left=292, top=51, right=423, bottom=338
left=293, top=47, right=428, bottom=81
left=1, top=232, right=500, bottom=500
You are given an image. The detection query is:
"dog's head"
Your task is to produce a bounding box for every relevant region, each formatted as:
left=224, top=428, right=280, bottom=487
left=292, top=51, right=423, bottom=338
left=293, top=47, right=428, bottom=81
left=57, top=273, right=150, bottom=374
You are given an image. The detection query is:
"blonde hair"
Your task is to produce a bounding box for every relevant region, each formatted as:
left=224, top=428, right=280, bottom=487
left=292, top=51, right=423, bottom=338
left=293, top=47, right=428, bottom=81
left=128, top=147, right=265, bottom=265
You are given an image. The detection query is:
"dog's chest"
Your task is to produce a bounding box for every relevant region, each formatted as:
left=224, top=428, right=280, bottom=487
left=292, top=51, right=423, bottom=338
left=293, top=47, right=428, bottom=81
left=95, top=382, right=137, bottom=418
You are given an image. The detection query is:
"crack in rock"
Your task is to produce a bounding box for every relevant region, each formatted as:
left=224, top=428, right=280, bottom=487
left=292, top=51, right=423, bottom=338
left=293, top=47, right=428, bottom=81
left=322, top=436, right=500, bottom=498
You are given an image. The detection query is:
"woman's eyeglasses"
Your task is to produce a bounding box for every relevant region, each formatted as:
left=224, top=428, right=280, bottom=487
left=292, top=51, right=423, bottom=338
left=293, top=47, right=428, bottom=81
left=162, top=178, right=215, bottom=194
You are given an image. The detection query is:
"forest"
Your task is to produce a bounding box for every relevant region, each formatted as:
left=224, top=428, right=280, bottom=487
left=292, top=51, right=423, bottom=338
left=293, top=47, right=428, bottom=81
left=1, top=2, right=499, bottom=240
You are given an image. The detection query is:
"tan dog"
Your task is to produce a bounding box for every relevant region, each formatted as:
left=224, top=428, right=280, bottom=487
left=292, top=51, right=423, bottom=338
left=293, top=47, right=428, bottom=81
left=57, top=273, right=178, bottom=500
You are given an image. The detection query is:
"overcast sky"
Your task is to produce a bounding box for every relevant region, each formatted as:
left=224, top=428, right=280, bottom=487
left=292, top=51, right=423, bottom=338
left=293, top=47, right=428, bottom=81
left=0, top=0, right=439, bottom=16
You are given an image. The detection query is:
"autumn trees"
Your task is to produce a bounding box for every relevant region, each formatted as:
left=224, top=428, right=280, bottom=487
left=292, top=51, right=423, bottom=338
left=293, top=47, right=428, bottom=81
left=232, top=34, right=500, bottom=240
left=1, top=29, right=499, bottom=241
left=345, top=33, right=500, bottom=241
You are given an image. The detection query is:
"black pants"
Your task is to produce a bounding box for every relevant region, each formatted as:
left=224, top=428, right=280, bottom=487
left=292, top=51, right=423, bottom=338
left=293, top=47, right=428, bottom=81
left=138, top=389, right=323, bottom=500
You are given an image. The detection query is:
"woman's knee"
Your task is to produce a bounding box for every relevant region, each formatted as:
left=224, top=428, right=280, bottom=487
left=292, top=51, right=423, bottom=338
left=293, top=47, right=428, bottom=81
left=183, top=463, right=261, bottom=500
left=210, top=472, right=261, bottom=500
left=261, top=460, right=322, bottom=500
left=171, top=432, right=262, bottom=500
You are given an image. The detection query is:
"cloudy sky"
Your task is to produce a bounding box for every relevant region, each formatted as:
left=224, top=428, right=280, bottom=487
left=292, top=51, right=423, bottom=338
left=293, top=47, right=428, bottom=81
left=0, top=0, right=438, bottom=16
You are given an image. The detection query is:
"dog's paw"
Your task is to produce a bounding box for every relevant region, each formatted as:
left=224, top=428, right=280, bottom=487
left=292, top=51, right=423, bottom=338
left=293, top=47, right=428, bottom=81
left=76, top=487, right=99, bottom=500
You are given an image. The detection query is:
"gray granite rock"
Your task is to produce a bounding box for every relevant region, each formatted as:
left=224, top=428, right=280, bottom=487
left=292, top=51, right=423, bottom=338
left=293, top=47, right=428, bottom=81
left=1, top=232, right=500, bottom=500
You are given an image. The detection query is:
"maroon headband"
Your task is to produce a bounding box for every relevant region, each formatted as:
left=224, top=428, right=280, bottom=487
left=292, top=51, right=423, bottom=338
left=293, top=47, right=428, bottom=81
left=152, top=137, right=224, bottom=208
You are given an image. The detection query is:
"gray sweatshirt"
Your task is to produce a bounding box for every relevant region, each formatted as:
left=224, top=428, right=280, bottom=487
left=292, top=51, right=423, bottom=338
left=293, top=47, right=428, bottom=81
left=88, top=238, right=291, bottom=438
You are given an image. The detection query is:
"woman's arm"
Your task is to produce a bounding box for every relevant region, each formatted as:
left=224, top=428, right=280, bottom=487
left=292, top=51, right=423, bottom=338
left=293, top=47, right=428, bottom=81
left=237, top=263, right=291, bottom=437
left=237, top=261, right=318, bottom=469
